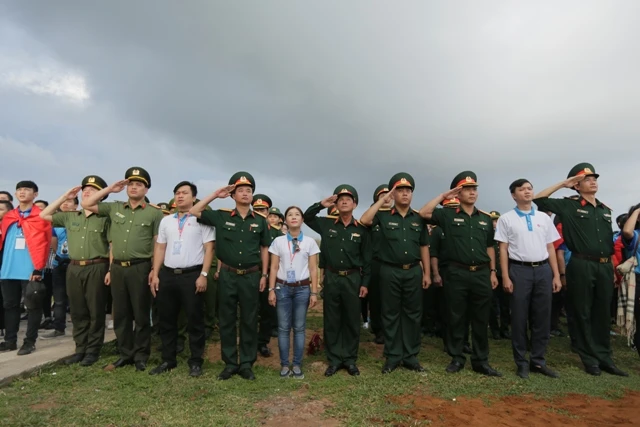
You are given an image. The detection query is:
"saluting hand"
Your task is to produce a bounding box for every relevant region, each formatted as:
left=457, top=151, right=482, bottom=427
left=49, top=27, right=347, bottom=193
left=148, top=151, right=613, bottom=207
left=214, top=184, right=235, bottom=199
left=64, top=186, right=82, bottom=200
left=320, top=195, right=338, bottom=208
left=562, top=175, right=585, bottom=189
left=381, top=187, right=396, bottom=204
left=109, top=179, right=129, bottom=193
left=441, top=186, right=462, bottom=201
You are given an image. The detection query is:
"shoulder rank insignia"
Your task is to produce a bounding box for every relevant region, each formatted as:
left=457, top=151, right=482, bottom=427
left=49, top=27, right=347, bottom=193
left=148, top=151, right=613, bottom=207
left=148, top=203, right=161, bottom=209
left=219, top=208, right=233, bottom=212
left=378, top=207, right=391, bottom=211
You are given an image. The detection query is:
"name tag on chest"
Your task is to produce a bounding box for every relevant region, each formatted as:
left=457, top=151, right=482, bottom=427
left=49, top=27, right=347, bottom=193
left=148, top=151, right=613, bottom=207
left=172, top=240, right=182, bottom=255
left=15, top=237, right=26, bottom=250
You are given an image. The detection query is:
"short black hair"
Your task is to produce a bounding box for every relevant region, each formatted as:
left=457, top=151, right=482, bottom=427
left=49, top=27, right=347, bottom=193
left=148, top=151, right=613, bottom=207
left=35, top=199, right=49, bottom=207
left=68, top=197, right=79, bottom=206
left=0, top=191, right=13, bottom=201
left=509, top=178, right=532, bottom=194
left=628, top=204, right=640, bottom=230
left=16, top=180, right=38, bottom=192
left=616, top=213, right=628, bottom=229
left=173, top=181, right=197, bottom=197
left=0, top=200, right=14, bottom=211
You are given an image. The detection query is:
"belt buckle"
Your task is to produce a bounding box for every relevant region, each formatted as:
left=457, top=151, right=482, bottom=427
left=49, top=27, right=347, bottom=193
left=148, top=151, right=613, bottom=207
left=175, top=269, right=183, bottom=274
left=338, top=270, right=348, bottom=276
left=236, top=269, right=246, bottom=275
left=120, top=261, right=131, bottom=267
left=531, top=262, right=540, bottom=267
left=469, top=265, right=477, bottom=272
left=79, top=261, right=88, bottom=266
left=402, top=264, right=411, bottom=270
left=600, top=257, right=608, bottom=264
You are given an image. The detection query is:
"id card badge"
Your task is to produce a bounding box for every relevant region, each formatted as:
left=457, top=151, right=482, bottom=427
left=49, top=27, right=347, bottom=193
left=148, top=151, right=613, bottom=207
left=172, top=240, right=182, bottom=255
left=15, top=237, right=26, bottom=250
left=286, top=269, right=296, bottom=283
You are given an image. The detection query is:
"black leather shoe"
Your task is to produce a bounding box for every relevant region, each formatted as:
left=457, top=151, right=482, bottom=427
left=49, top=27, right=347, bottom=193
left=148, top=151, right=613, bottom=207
left=374, top=334, right=384, bottom=345
left=110, top=358, right=134, bottom=369
left=135, top=361, right=146, bottom=372
left=149, top=362, right=176, bottom=375
left=491, top=330, right=501, bottom=340
left=402, top=361, right=426, bottom=372
left=472, top=364, right=502, bottom=377
left=325, top=365, right=340, bottom=377
left=258, top=345, right=272, bottom=357
left=517, top=366, right=529, bottom=379
left=65, top=353, right=85, bottom=365
left=79, top=353, right=99, bottom=367
left=271, top=328, right=278, bottom=338
left=530, top=364, right=559, bottom=378
left=217, top=367, right=238, bottom=380
left=17, top=342, right=36, bottom=356
left=346, top=365, right=360, bottom=376
left=600, top=364, right=629, bottom=377
left=585, top=365, right=601, bottom=376
left=0, top=341, right=17, bottom=352
left=189, top=365, right=203, bottom=377
left=446, top=361, right=464, bottom=373
left=238, top=368, right=256, bottom=380
left=463, top=344, right=472, bottom=354
left=381, top=362, right=399, bottom=374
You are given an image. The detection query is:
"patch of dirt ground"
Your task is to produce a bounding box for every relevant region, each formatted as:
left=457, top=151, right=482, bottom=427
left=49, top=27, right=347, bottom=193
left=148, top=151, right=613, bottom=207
left=392, top=391, right=640, bottom=427
left=255, top=386, right=339, bottom=427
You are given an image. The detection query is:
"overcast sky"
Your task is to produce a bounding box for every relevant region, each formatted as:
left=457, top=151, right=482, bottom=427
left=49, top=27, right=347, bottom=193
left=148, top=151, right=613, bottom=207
left=1, top=1, right=638, bottom=234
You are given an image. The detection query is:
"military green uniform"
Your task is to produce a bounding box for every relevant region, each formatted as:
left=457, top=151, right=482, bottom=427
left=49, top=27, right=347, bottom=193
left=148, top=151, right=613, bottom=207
left=429, top=172, right=495, bottom=368
left=199, top=172, right=271, bottom=371
left=533, top=163, right=615, bottom=368
left=96, top=167, right=163, bottom=363
left=373, top=173, right=429, bottom=368
left=304, top=185, right=371, bottom=368
left=257, top=218, right=281, bottom=349
left=52, top=175, right=111, bottom=357
left=369, top=184, right=390, bottom=341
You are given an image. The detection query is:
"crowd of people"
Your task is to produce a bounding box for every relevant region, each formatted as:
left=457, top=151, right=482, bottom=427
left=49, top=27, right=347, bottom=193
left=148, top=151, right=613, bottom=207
left=0, top=162, right=638, bottom=382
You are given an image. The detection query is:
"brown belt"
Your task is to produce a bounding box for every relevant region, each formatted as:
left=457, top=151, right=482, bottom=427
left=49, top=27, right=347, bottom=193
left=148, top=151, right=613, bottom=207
left=325, top=266, right=361, bottom=276
left=220, top=264, right=260, bottom=275
left=70, top=258, right=109, bottom=266
left=450, top=262, right=488, bottom=272
left=112, top=258, right=151, bottom=267
left=572, top=254, right=611, bottom=264
left=276, top=278, right=311, bottom=287
left=381, top=261, right=421, bottom=270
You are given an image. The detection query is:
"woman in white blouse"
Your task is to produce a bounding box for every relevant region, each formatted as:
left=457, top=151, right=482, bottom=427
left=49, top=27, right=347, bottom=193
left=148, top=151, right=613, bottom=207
left=268, top=206, right=319, bottom=379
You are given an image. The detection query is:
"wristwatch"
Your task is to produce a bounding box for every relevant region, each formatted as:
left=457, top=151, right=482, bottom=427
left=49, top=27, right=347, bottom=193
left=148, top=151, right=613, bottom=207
left=262, top=273, right=269, bottom=278
left=490, top=268, right=498, bottom=273
left=200, top=271, right=208, bottom=277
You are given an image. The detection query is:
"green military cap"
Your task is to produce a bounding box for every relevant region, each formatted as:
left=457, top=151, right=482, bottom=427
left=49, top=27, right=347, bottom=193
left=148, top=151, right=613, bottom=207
left=125, top=166, right=152, bottom=188
left=441, top=197, right=460, bottom=208
left=373, top=184, right=390, bottom=203
left=450, top=171, right=478, bottom=189
left=334, top=184, right=359, bottom=204
left=228, top=171, right=255, bottom=191
left=157, top=202, right=171, bottom=215
left=252, top=194, right=272, bottom=209
left=567, top=162, right=599, bottom=179
left=489, top=210, right=501, bottom=219
left=268, top=207, right=284, bottom=220
left=389, top=172, right=415, bottom=190
left=81, top=175, right=108, bottom=201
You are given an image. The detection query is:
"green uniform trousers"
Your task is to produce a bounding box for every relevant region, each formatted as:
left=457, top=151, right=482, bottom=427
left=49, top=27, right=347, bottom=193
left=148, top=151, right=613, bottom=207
left=368, top=260, right=383, bottom=336
left=218, top=269, right=260, bottom=370
left=380, top=264, right=423, bottom=365
left=110, top=261, right=152, bottom=362
left=566, top=258, right=614, bottom=366
left=177, top=272, right=218, bottom=340
left=323, top=270, right=362, bottom=366
left=444, top=267, right=492, bottom=366
left=66, top=263, right=108, bottom=355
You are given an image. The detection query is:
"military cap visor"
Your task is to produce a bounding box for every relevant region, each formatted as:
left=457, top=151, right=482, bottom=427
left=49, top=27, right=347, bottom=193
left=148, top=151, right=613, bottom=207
left=489, top=211, right=501, bottom=219
left=389, top=173, right=415, bottom=190
left=450, top=171, right=478, bottom=189
left=442, top=197, right=460, bottom=207
left=125, top=167, right=151, bottom=188
left=268, top=207, right=284, bottom=218
left=334, top=185, right=359, bottom=204
left=229, top=172, right=255, bottom=190
left=568, top=163, right=599, bottom=179
left=373, top=184, right=390, bottom=202
left=81, top=175, right=107, bottom=191
left=252, top=194, right=272, bottom=209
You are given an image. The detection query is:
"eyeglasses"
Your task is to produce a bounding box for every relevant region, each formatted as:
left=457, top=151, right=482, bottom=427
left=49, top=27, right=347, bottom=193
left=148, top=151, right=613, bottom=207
left=291, top=238, right=300, bottom=253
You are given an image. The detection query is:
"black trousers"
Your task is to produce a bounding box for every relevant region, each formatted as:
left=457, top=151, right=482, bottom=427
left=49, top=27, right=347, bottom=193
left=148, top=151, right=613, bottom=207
left=52, top=263, right=69, bottom=331
left=550, top=288, right=565, bottom=331
left=1, top=280, right=42, bottom=344
left=157, top=268, right=205, bottom=367
left=509, top=263, right=553, bottom=368
left=42, top=271, right=53, bottom=319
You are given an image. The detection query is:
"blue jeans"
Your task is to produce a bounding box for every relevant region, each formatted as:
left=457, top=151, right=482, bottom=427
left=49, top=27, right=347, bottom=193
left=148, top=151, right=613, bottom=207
left=276, top=284, right=310, bottom=367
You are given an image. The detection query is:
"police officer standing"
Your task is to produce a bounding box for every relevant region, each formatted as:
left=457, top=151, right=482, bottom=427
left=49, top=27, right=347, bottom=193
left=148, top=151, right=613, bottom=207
left=40, top=176, right=111, bottom=366
left=190, top=172, right=270, bottom=381
left=304, top=185, right=371, bottom=376
left=82, top=167, right=164, bottom=372
left=361, top=173, right=431, bottom=374
left=533, top=163, right=628, bottom=376
left=420, top=171, right=501, bottom=377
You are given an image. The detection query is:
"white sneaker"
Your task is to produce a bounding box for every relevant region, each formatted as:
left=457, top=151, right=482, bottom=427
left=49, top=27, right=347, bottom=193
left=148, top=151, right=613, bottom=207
left=107, top=320, right=114, bottom=330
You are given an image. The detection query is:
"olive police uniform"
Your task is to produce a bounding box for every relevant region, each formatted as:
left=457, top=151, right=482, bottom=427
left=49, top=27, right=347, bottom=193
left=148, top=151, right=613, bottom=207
left=96, top=167, right=163, bottom=364
left=252, top=194, right=278, bottom=353
left=372, top=173, right=429, bottom=369
left=52, top=175, right=110, bottom=360
left=429, top=172, right=495, bottom=369
left=304, top=185, right=371, bottom=369
left=199, top=172, right=271, bottom=372
left=488, top=211, right=510, bottom=339
left=369, top=184, right=390, bottom=342
left=533, top=163, right=616, bottom=369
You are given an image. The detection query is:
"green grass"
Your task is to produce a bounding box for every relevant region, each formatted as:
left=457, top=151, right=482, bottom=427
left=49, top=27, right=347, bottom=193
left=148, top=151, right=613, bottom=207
left=1, top=314, right=639, bottom=426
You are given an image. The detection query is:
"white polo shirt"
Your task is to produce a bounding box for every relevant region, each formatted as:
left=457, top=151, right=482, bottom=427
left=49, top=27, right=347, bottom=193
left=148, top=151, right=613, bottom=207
left=157, top=213, right=215, bottom=269
left=494, top=208, right=560, bottom=262
left=268, top=233, right=320, bottom=282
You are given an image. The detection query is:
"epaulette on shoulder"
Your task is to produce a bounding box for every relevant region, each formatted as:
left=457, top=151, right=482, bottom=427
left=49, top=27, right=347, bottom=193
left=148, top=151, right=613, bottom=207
left=564, top=195, right=580, bottom=200
left=601, top=202, right=612, bottom=211
left=478, top=209, right=491, bottom=217
left=254, top=210, right=267, bottom=218
left=326, top=215, right=339, bottom=219
left=378, top=208, right=391, bottom=211
left=412, top=209, right=420, bottom=214
left=148, top=203, right=161, bottom=209
left=219, top=208, right=233, bottom=212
